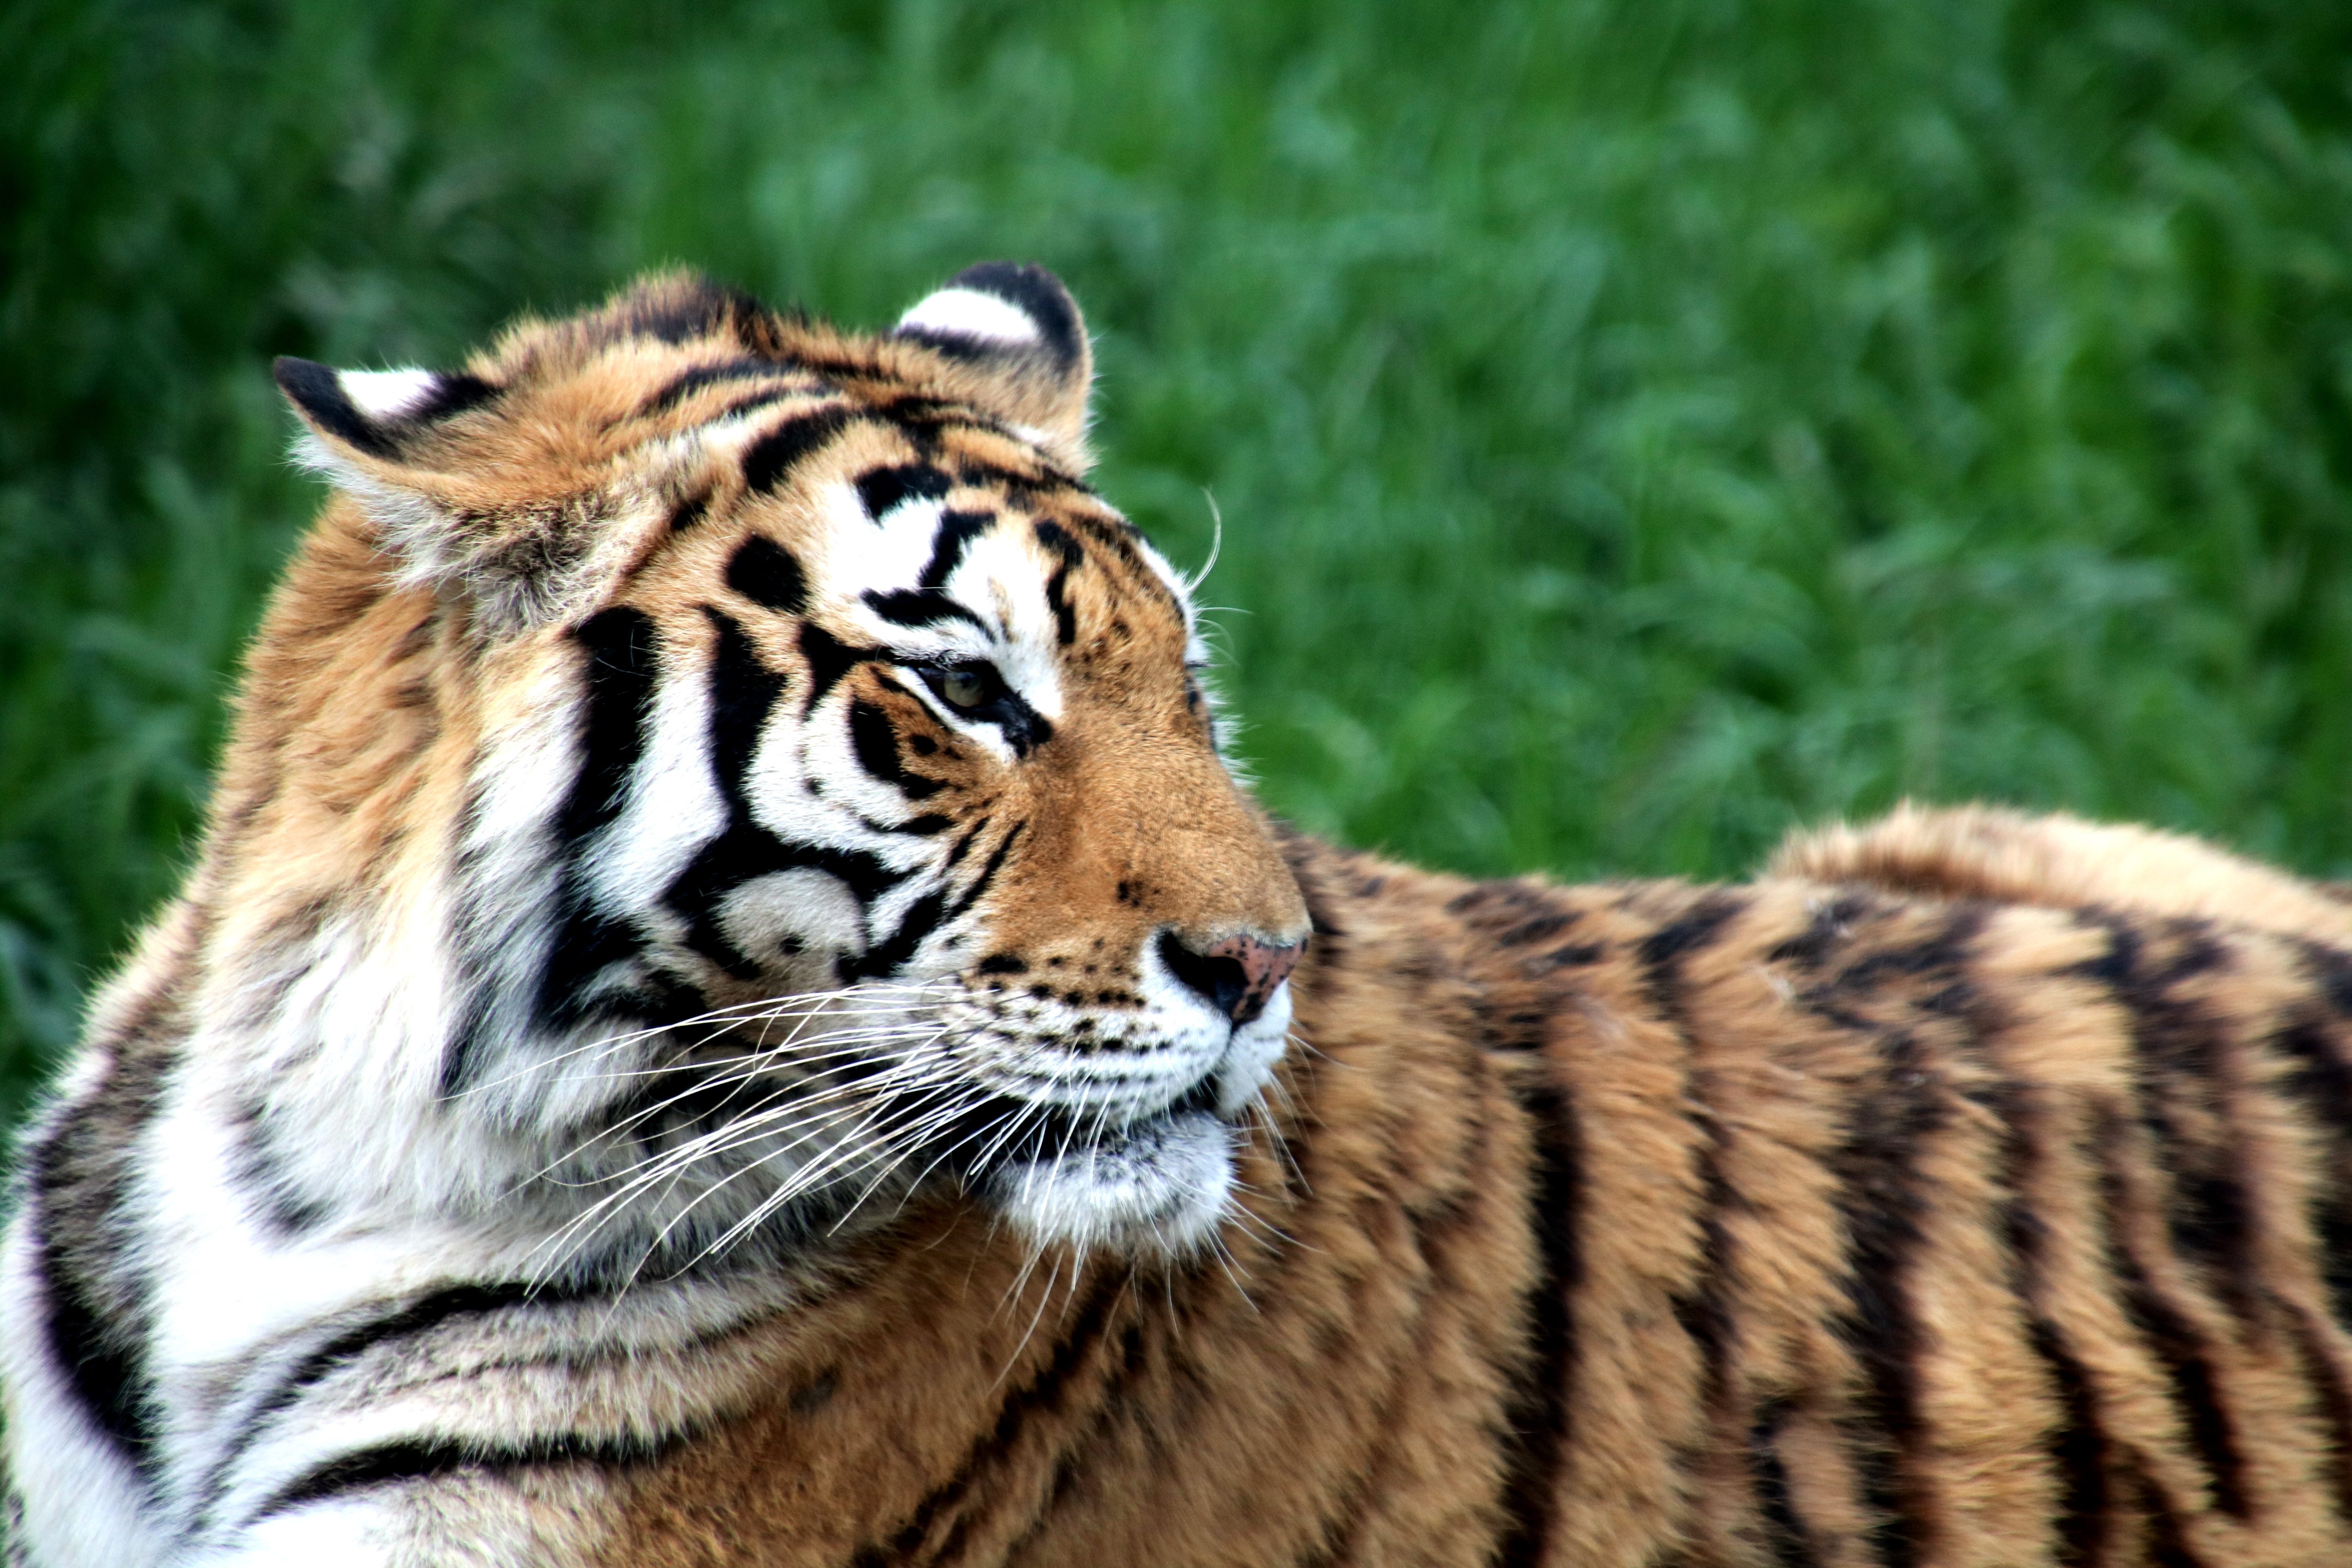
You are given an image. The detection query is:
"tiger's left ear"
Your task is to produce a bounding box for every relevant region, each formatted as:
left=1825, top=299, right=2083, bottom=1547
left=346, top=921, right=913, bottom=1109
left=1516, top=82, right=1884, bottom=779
left=893, top=262, right=1093, bottom=472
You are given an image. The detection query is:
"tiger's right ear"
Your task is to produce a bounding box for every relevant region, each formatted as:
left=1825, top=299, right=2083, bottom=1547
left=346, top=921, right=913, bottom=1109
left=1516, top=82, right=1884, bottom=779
left=892, top=263, right=1094, bottom=472
left=274, top=358, right=603, bottom=633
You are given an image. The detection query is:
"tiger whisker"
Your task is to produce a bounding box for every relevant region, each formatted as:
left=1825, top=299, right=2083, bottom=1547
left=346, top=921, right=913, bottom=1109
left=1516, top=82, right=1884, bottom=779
left=456, top=985, right=947, bottom=1098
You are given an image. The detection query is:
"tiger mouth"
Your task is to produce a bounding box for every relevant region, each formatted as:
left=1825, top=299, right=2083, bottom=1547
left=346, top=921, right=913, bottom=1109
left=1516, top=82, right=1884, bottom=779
left=922, top=1074, right=1231, bottom=1181
left=972, top=1103, right=1240, bottom=1253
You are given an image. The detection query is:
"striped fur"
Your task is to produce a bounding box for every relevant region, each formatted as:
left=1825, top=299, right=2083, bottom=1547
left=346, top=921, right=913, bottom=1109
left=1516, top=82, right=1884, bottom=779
left=10, top=270, right=2352, bottom=1566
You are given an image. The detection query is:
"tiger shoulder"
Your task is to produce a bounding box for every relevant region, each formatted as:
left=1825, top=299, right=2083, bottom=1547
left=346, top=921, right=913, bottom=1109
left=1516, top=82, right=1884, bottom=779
left=7, top=264, right=2351, bottom=1568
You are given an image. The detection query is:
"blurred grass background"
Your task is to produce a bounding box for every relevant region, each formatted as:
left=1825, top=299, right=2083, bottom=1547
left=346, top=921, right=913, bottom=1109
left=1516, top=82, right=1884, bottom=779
left=6, top=0, right=2352, bottom=1118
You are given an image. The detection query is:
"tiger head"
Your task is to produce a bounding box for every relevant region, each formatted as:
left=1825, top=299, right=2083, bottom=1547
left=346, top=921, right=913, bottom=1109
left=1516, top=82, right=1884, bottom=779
left=252, top=265, right=1308, bottom=1266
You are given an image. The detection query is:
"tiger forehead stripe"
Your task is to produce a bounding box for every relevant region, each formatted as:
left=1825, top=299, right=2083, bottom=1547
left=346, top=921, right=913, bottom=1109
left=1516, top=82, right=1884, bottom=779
left=641, top=358, right=795, bottom=417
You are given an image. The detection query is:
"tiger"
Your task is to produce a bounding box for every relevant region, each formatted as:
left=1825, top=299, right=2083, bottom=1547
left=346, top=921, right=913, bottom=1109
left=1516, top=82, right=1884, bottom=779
left=10, top=263, right=2352, bottom=1568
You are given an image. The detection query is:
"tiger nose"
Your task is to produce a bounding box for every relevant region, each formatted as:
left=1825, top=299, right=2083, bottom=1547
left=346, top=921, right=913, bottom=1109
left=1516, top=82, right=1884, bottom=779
left=1155, top=931, right=1305, bottom=1025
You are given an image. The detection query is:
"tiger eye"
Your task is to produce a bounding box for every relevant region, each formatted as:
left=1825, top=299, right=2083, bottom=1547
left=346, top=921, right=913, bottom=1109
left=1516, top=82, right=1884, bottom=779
left=941, top=669, right=989, bottom=709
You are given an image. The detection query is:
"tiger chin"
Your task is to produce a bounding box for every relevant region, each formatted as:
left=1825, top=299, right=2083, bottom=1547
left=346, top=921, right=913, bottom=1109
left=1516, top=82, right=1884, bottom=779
left=11, top=267, right=2352, bottom=1568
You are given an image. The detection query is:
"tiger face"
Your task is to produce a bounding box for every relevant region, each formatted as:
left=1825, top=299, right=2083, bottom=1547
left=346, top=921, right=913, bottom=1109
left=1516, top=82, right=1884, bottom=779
left=265, top=265, right=1308, bottom=1264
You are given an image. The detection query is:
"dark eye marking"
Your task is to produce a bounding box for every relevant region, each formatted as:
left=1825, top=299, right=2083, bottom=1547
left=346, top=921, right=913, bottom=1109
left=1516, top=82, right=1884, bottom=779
left=915, top=662, right=1053, bottom=756
left=797, top=621, right=881, bottom=710
left=848, top=698, right=945, bottom=800
left=862, top=589, right=987, bottom=632
left=856, top=464, right=952, bottom=519
left=727, top=535, right=809, bottom=614
left=743, top=407, right=857, bottom=493
left=1032, top=520, right=1085, bottom=647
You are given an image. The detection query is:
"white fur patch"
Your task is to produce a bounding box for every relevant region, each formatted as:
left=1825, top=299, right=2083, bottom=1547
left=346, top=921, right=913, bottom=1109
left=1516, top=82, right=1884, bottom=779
left=337, top=368, right=441, bottom=419
left=188, top=1496, right=394, bottom=1566
left=989, top=1113, right=1236, bottom=1254
left=895, top=288, right=1042, bottom=348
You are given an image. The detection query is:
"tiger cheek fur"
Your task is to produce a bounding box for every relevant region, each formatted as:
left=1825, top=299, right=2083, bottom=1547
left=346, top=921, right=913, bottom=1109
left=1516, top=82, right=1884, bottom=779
left=11, top=264, right=2352, bottom=1568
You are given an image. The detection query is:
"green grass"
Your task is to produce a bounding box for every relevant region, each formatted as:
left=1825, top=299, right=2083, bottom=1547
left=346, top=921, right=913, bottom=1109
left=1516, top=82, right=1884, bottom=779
left=8, top=0, right=2352, bottom=1118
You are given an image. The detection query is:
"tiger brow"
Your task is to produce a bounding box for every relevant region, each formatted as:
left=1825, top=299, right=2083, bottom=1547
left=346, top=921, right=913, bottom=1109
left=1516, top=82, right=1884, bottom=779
left=642, top=358, right=798, bottom=416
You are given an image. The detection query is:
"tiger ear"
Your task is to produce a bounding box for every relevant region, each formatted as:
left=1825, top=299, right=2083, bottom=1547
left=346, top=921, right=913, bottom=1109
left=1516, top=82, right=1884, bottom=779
left=274, top=357, right=600, bottom=634
left=272, top=358, right=498, bottom=459
left=893, top=262, right=1094, bottom=471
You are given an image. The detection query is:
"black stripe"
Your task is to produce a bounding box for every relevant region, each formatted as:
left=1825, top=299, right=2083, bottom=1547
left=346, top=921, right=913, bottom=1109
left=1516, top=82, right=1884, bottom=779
left=2090, top=1103, right=2251, bottom=1521
left=2134, top=1458, right=2211, bottom=1568
left=849, top=886, right=953, bottom=981
left=31, top=1206, right=154, bottom=1471
left=797, top=621, right=881, bottom=710
left=949, top=822, right=1024, bottom=922
left=554, top=609, right=659, bottom=848
left=2074, top=918, right=2258, bottom=1325
left=743, top=407, right=855, bottom=493
left=677, top=606, right=790, bottom=976
left=612, top=280, right=768, bottom=347
left=856, top=464, right=953, bottom=519
left=861, top=588, right=986, bottom=632
left=532, top=909, right=668, bottom=1034
left=2030, top=1316, right=2111, bottom=1566
left=1634, top=894, right=1747, bottom=986
left=921, top=510, right=996, bottom=588
left=1494, top=1075, right=1583, bottom=1568
left=1635, top=895, right=1749, bottom=1541
left=668, top=491, right=710, bottom=531
left=1749, top=1397, right=1815, bottom=1568
left=1990, top=1062, right=2117, bottom=1568
left=719, top=386, right=802, bottom=422
left=938, top=817, right=987, bottom=876
left=1057, top=512, right=1175, bottom=611
left=405, top=372, right=496, bottom=424
left=254, top=1428, right=679, bottom=1522
left=196, top=1280, right=595, bottom=1525
left=1766, top=893, right=1881, bottom=972
left=947, top=455, right=1084, bottom=507
left=1832, top=1027, right=1945, bottom=1568
left=642, top=358, right=787, bottom=415
left=1496, top=912, right=1579, bottom=947
left=2272, top=955, right=2352, bottom=1333
left=1797, top=898, right=1998, bottom=1553
left=1032, top=519, right=1085, bottom=646
left=848, top=698, right=944, bottom=800
left=518, top=610, right=664, bottom=1047
left=858, top=1271, right=1125, bottom=1564
left=2286, top=1305, right=2352, bottom=1524
left=2074, top=922, right=2258, bottom=1520
left=727, top=534, right=809, bottom=615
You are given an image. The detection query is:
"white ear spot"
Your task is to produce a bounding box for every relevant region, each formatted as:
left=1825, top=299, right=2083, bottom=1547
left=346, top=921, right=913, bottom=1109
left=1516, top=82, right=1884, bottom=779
left=339, top=368, right=441, bottom=419
left=896, top=289, right=1042, bottom=349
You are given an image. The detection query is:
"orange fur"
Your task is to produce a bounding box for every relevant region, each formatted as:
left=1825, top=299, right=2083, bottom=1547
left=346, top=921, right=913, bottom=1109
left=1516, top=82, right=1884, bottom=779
left=18, top=269, right=2352, bottom=1568
left=587, top=831, right=2352, bottom=1566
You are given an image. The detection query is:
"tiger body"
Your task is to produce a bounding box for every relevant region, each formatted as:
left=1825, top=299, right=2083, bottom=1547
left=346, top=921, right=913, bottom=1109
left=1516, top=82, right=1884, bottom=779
left=10, top=266, right=2352, bottom=1567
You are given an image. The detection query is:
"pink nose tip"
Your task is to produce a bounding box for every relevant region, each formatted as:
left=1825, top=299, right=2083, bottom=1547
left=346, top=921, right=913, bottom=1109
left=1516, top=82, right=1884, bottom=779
left=1155, top=931, right=1303, bottom=1024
